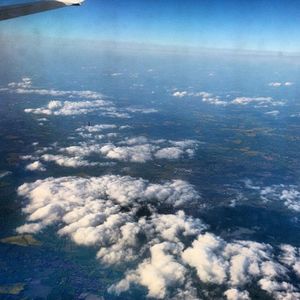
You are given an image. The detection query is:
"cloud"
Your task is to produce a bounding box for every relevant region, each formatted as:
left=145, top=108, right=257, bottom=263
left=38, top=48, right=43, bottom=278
left=269, top=82, right=294, bottom=87
left=76, top=124, right=117, bottom=133
left=16, top=175, right=300, bottom=299
left=172, top=89, right=286, bottom=108
left=194, top=92, right=213, bottom=98
left=181, top=233, right=228, bottom=285
left=4, top=79, right=159, bottom=120
left=99, top=143, right=156, bottom=163
left=244, top=181, right=300, bottom=212
left=3, top=78, right=104, bottom=99
left=224, top=288, right=250, bottom=300
left=261, top=185, right=300, bottom=212
left=20, top=154, right=39, bottom=161
left=28, top=134, right=196, bottom=167
left=172, top=90, right=227, bottom=106
left=258, top=279, right=300, bottom=299
left=25, top=161, right=46, bottom=172
left=181, top=234, right=299, bottom=298
left=265, top=110, right=280, bottom=116
left=290, top=113, right=300, bottom=118
left=120, top=136, right=151, bottom=145
left=100, top=109, right=131, bottom=119
left=37, top=118, right=48, bottom=122
left=17, top=175, right=202, bottom=259
left=0, top=171, right=12, bottom=179
left=120, top=125, right=132, bottom=130
left=169, top=139, right=198, bottom=148
left=58, top=137, right=198, bottom=164
left=75, top=124, right=119, bottom=141
left=280, top=244, right=300, bottom=278
left=41, top=154, right=98, bottom=168
left=202, top=96, right=228, bottom=106
left=112, top=231, right=300, bottom=299
left=25, top=99, right=112, bottom=116
left=8, top=76, right=300, bottom=298
left=111, top=73, right=123, bottom=77
left=109, top=138, right=197, bottom=162
left=194, top=92, right=228, bottom=106
left=17, top=86, right=104, bottom=99
left=20, top=131, right=198, bottom=170
left=269, top=82, right=282, bottom=87
left=126, top=107, right=158, bottom=114
left=3, top=79, right=134, bottom=119
left=155, top=147, right=184, bottom=159
left=231, top=97, right=284, bottom=107
left=8, top=77, right=32, bottom=89
left=172, top=91, right=188, bottom=98
left=285, top=82, right=294, bottom=86
left=111, top=242, right=187, bottom=299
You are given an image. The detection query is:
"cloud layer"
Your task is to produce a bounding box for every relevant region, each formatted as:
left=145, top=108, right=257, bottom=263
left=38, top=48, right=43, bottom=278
left=17, top=175, right=300, bottom=299
left=7, top=77, right=300, bottom=299
left=1, top=78, right=157, bottom=119
left=172, top=90, right=285, bottom=108
left=22, top=123, right=199, bottom=170
left=244, top=180, right=300, bottom=212
left=24, top=99, right=112, bottom=116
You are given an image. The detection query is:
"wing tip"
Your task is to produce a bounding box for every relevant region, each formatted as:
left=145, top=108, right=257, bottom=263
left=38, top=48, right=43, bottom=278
left=56, top=0, right=85, bottom=6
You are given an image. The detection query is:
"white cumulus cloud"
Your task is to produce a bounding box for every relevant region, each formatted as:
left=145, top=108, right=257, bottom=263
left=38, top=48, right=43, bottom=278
left=16, top=175, right=300, bottom=299
left=25, top=161, right=46, bottom=172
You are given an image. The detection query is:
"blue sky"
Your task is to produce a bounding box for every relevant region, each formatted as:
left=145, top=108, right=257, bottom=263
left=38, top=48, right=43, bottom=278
left=1, top=0, right=300, bottom=52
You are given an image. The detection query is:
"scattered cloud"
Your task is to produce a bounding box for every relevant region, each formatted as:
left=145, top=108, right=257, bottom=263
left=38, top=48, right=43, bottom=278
left=0, top=171, right=12, bottom=179
left=20, top=119, right=198, bottom=168
left=172, top=90, right=228, bottom=106
left=98, top=143, right=156, bottom=163
left=261, top=185, right=300, bottom=212
left=265, top=110, right=280, bottom=116
left=224, top=288, right=250, bottom=300
left=3, top=79, right=153, bottom=119
left=10, top=77, right=300, bottom=298
left=76, top=124, right=118, bottom=133
left=99, top=108, right=131, bottom=119
left=285, top=82, right=294, bottom=86
left=231, top=97, right=284, bottom=107
left=269, top=82, right=282, bottom=87
left=126, top=107, right=158, bottom=114
left=17, top=175, right=300, bottom=299
left=111, top=73, right=123, bottom=77
left=8, top=77, right=32, bottom=89
left=172, top=91, right=188, bottom=98
left=192, top=91, right=228, bottom=106
left=155, top=147, right=184, bottom=160
left=4, top=78, right=104, bottom=99
left=244, top=180, right=300, bottom=212
left=269, top=82, right=294, bottom=87
left=111, top=242, right=187, bottom=299
left=172, top=89, right=285, bottom=108
left=280, top=244, right=300, bottom=278
left=58, top=136, right=198, bottom=164
left=25, top=161, right=46, bottom=172
left=41, top=154, right=98, bottom=168
left=17, top=175, right=202, bottom=254
left=24, top=99, right=112, bottom=116
left=201, top=95, right=228, bottom=106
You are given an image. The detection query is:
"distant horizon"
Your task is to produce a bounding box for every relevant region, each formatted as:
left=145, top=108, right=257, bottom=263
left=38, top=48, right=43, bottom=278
left=1, top=0, right=300, bottom=53
left=3, top=32, right=300, bottom=58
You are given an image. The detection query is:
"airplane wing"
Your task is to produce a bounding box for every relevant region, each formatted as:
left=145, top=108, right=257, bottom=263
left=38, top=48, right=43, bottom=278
left=0, top=0, right=84, bottom=21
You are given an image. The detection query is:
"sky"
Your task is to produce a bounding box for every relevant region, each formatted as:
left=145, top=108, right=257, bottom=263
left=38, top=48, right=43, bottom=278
left=1, top=0, right=300, bottom=53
